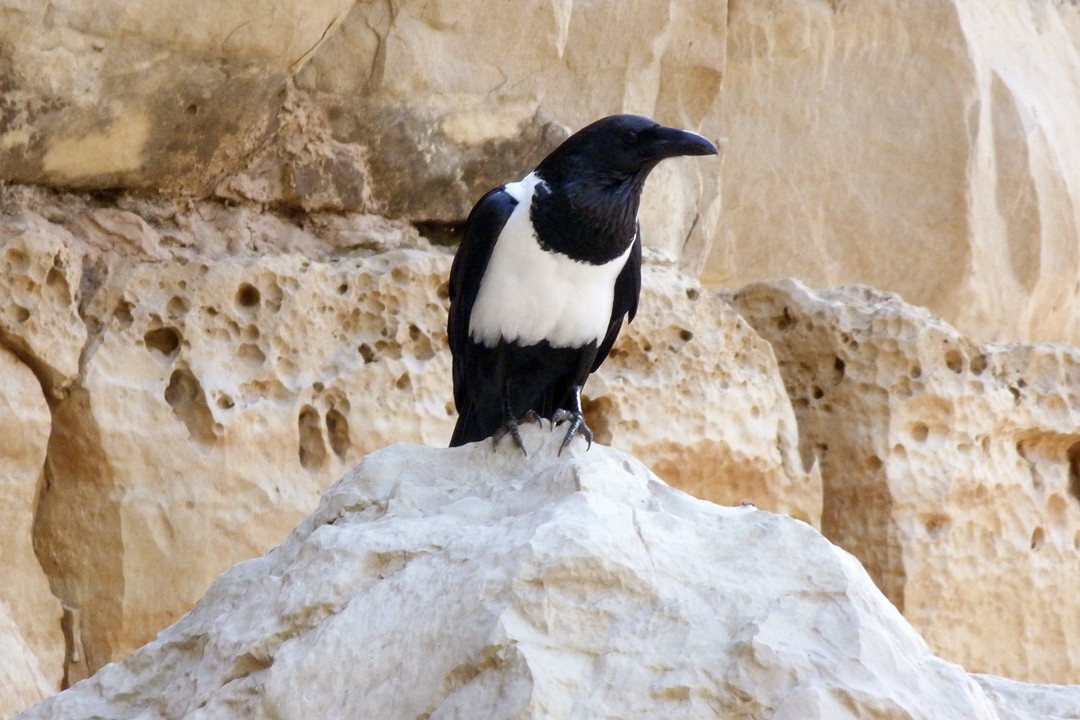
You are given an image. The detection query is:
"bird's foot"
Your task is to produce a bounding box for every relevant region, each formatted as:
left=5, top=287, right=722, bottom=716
left=521, top=409, right=544, bottom=428
left=492, top=410, right=544, bottom=456
left=552, top=409, right=593, bottom=455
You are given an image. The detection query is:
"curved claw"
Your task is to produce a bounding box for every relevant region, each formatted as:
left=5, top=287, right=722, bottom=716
left=492, top=418, right=528, bottom=456
left=492, top=410, right=544, bottom=456
left=556, top=412, right=593, bottom=455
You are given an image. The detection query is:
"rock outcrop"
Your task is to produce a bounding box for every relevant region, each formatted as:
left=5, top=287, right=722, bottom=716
left=0, top=0, right=354, bottom=195
left=728, top=280, right=1080, bottom=684
left=1, top=0, right=723, bottom=270
left=0, top=603, right=53, bottom=720
left=18, top=430, right=1080, bottom=720
left=711, top=0, right=1080, bottom=347
left=0, top=346, right=63, bottom=706
left=0, top=185, right=813, bottom=699
left=6, top=0, right=1080, bottom=712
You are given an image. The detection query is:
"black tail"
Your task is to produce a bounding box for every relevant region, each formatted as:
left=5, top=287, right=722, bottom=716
left=449, top=401, right=486, bottom=447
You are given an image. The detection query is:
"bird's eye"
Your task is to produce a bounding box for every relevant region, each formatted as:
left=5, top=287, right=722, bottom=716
left=620, top=128, right=640, bottom=144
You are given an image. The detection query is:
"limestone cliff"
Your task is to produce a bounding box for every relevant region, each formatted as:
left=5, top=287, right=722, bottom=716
left=0, top=185, right=815, bottom=713
left=15, top=432, right=1080, bottom=719
left=4, top=0, right=1080, bottom=715
left=729, top=280, right=1080, bottom=683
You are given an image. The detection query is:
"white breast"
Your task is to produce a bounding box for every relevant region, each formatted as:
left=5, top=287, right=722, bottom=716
left=468, top=172, right=633, bottom=350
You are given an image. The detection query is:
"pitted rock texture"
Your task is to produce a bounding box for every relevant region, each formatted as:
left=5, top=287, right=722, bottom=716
left=1, top=186, right=811, bottom=689
left=710, top=0, right=1080, bottom=346
left=35, top=243, right=455, bottom=684
left=593, top=260, right=819, bottom=526
left=19, top=431, right=1075, bottom=720
left=727, top=279, right=1080, bottom=684
left=0, top=216, right=86, bottom=396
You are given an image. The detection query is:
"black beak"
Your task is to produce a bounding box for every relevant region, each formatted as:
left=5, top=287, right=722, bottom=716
left=647, top=125, right=719, bottom=160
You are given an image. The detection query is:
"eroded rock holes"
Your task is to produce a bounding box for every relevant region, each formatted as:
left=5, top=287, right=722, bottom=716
left=298, top=405, right=327, bottom=470
left=236, top=283, right=261, bottom=309
left=145, top=327, right=182, bottom=360
left=164, top=368, right=217, bottom=445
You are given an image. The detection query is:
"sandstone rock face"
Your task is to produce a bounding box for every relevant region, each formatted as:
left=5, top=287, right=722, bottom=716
left=711, top=0, right=1080, bottom=346
left=0, top=603, right=53, bottom=719
left=1, top=185, right=811, bottom=685
left=0, top=347, right=63, bottom=714
left=272, top=0, right=726, bottom=269
left=594, top=259, right=819, bottom=525
left=727, top=279, right=1080, bottom=684
left=0, top=214, right=86, bottom=396
left=0, top=0, right=354, bottom=194
left=2, top=0, right=724, bottom=269
left=21, top=432, right=1075, bottom=720
left=24, top=207, right=455, bottom=683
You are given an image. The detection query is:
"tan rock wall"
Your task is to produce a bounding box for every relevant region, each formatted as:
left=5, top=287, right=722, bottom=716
left=2, top=0, right=724, bottom=271
left=728, top=279, right=1080, bottom=684
left=232, top=0, right=725, bottom=268
left=0, top=0, right=354, bottom=193
left=1, top=186, right=813, bottom=684
left=0, top=602, right=53, bottom=718
left=593, top=261, right=819, bottom=525
left=711, top=0, right=1080, bottom=346
left=0, top=346, right=63, bottom=712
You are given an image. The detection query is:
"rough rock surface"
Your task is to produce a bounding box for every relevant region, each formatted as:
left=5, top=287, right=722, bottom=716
left=592, top=260, right=819, bottom=525
left=6, top=0, right=1080, bottom=336
left=20, top=430, right=1080, bottom=720
left=0, top=0, right=354, bottom=194
left=0, top=185, right=813, bottom=687
left=711, top=0, right=1080, bottom=346
left=0, top=346, right=63, bottom=715
left=2, top=0, right=724, bottom=270
left=727, top=279, right=1080, bottom=684
left=267, top=0, right=725, bottom=269
left=0, top=603, right=53, bottom=720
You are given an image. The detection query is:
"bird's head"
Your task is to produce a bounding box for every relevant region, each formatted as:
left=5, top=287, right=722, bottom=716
left=535, top=114, right=718, bottom=188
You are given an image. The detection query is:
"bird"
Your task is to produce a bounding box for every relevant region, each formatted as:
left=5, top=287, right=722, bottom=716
left=447, top=113, right=718, bottom=454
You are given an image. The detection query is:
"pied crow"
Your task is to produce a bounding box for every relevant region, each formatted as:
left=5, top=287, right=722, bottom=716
left=447, top=114, right=718, bottom=454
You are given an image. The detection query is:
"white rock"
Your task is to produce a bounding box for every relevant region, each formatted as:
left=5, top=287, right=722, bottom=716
left=18, top=428, right=1071, bottom=720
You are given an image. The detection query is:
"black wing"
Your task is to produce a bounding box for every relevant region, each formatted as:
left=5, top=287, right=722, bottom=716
left=591, top=228, right=642, bottom=373
left=447, top=187, right=518, bottom=434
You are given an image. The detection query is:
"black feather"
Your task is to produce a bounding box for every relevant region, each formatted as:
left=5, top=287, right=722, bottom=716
left=447, top=114, right=716, bottom=448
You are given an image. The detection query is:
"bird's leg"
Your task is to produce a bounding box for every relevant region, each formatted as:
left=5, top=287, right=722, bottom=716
left=551, top=385, right=593, bottom=455
left=491, top=379, right=538, bottom=456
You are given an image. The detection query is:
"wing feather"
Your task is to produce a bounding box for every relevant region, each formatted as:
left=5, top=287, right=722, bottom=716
left=448, top=187, right=518, bottom=430
left=590, top=229, right=642, bottom=373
